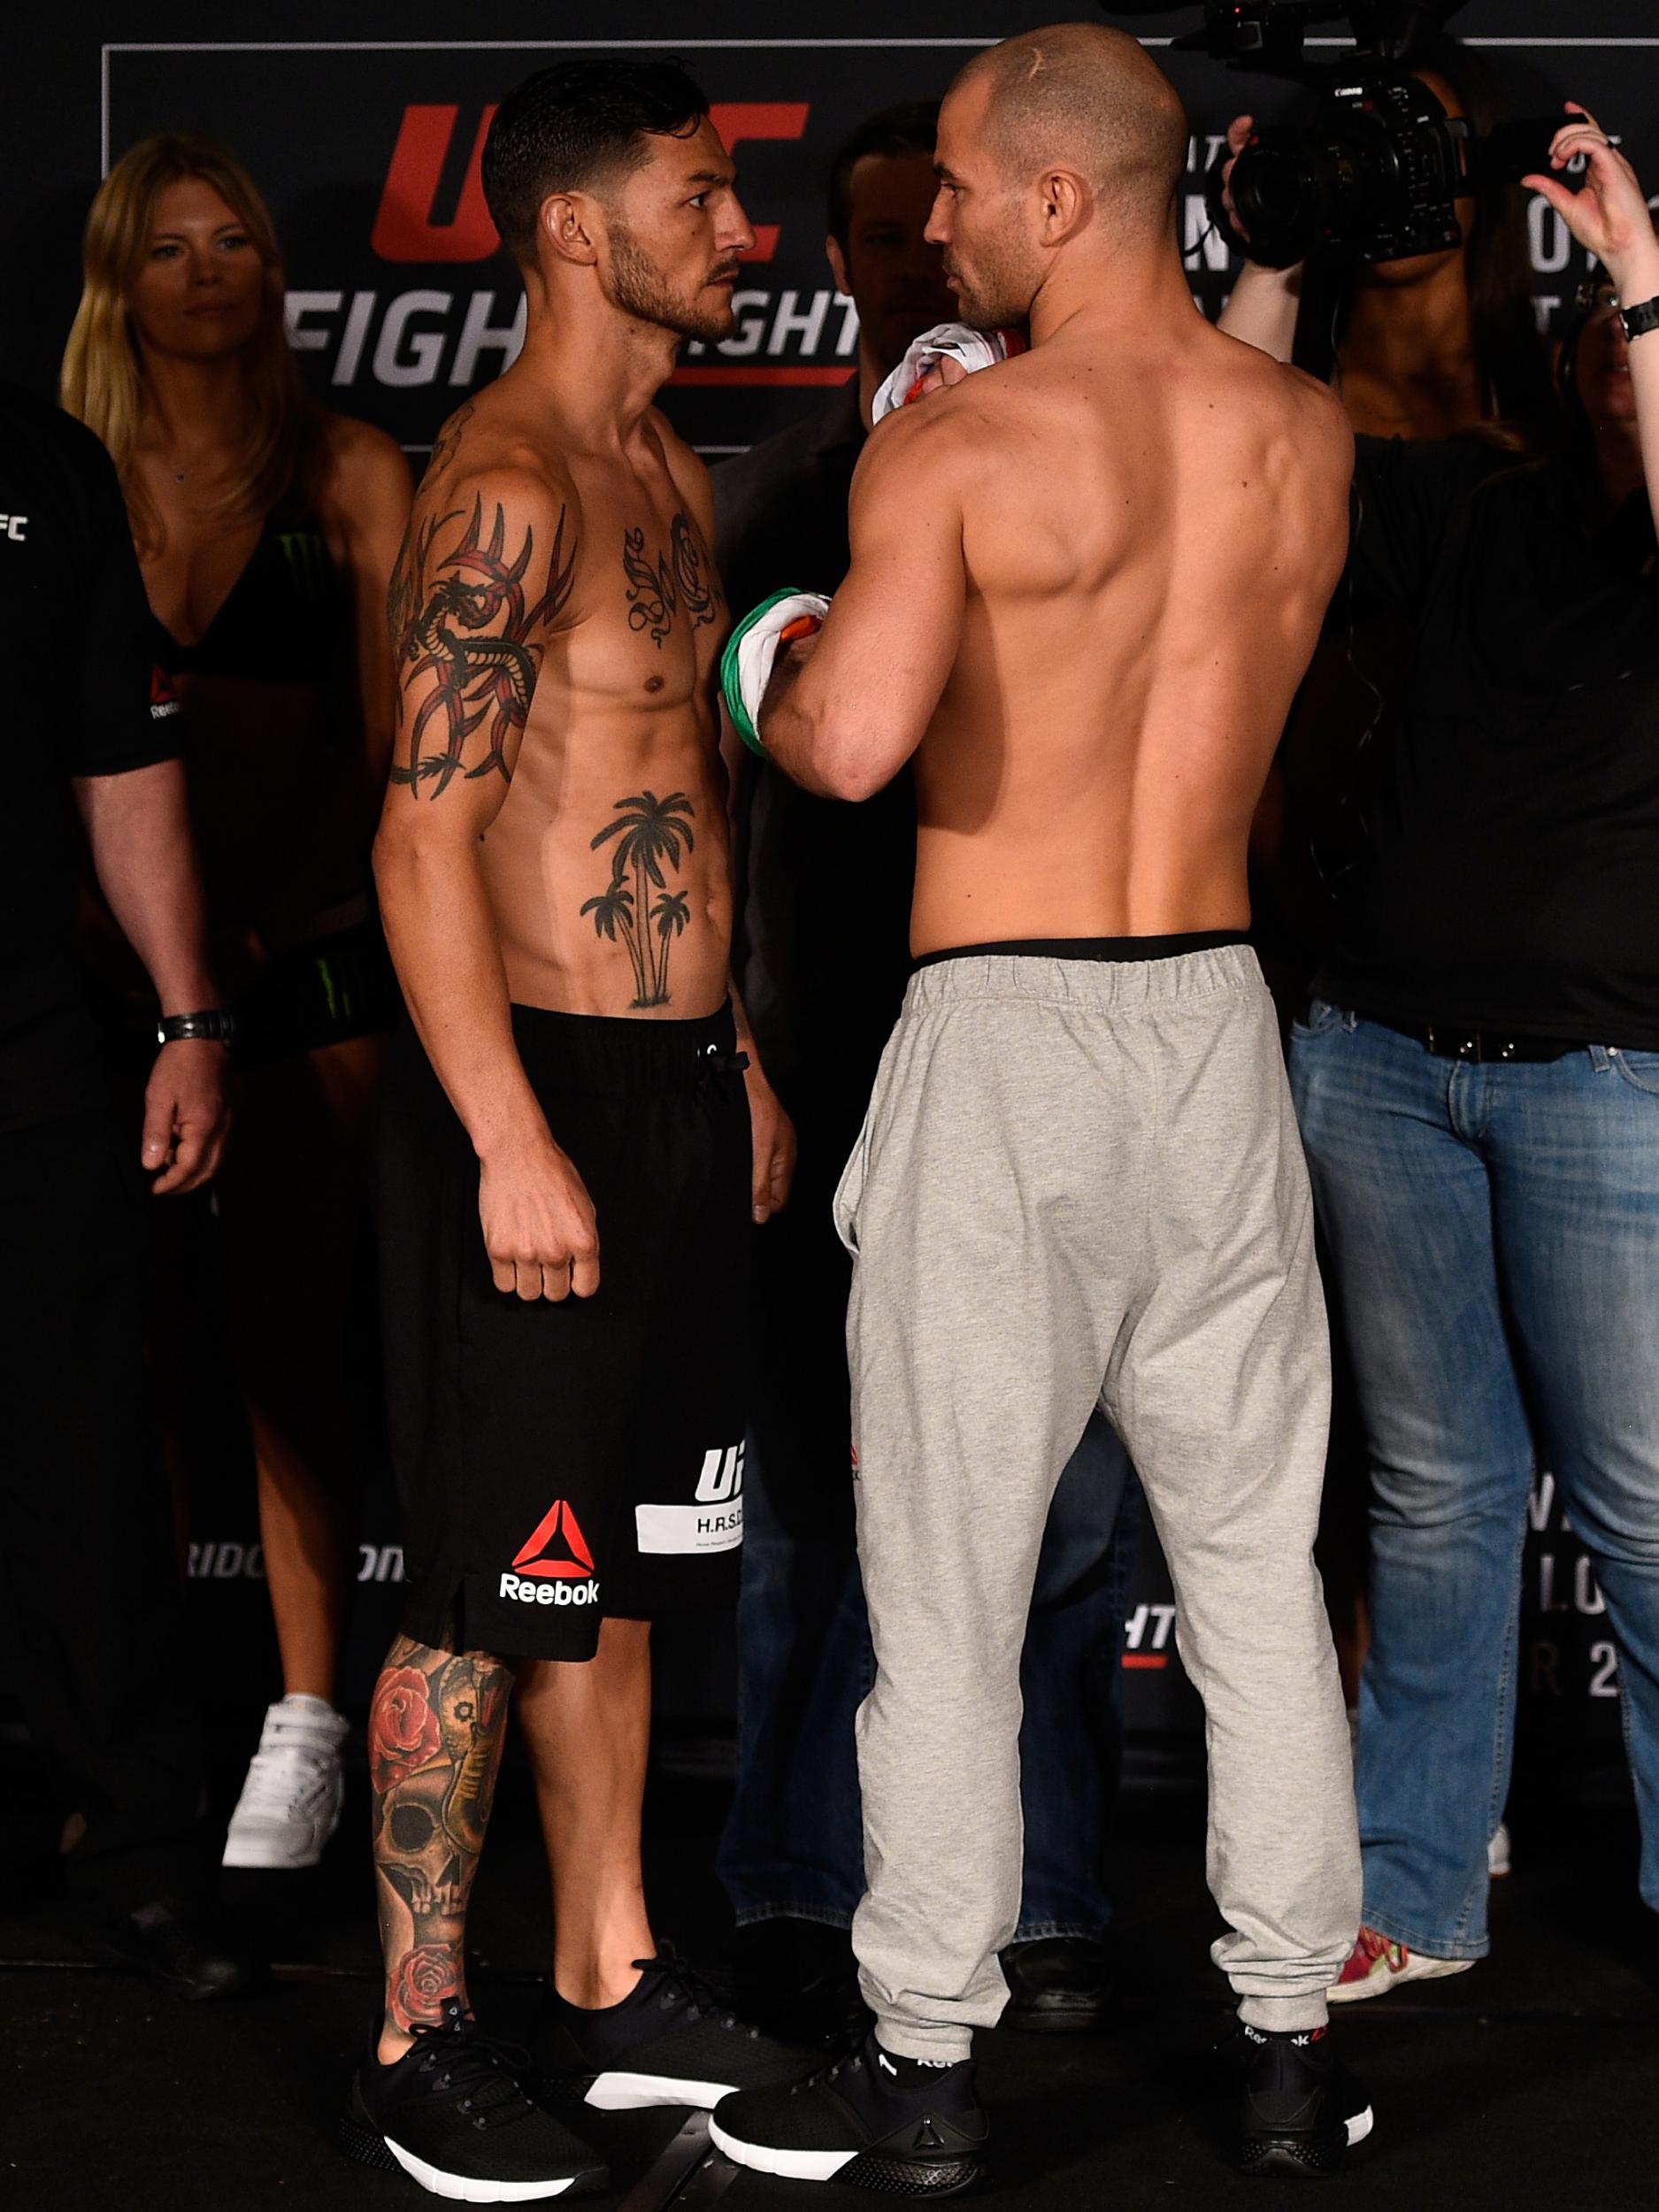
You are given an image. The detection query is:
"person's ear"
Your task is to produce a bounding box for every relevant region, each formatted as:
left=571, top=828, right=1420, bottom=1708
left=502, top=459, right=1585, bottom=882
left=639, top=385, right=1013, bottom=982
left=541, top=192, right=600, bottom=268
left=826, top=234, right=851, bottom=296
left=1036, top=167, right=1093, bottom=248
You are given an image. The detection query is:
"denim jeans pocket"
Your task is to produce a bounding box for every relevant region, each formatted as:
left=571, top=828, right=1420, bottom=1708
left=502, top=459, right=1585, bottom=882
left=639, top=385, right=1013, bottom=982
left=1290, top=997, right=1343, bottom=1041
left=1610, top=1048, right=1659, bottom=1098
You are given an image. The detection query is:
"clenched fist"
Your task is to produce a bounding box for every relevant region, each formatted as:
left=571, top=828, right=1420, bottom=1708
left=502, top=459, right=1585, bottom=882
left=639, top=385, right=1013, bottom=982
left=477, top=1136, right=600, bottom=1302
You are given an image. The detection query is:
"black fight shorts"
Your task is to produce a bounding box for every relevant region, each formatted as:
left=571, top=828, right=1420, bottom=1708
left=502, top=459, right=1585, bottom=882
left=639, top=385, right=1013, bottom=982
left=377, top=1003, right=752, bottom=1662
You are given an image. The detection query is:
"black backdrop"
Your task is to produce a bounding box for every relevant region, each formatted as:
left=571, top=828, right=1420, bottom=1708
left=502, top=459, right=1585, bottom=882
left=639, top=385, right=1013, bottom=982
left=6, top=4, right=1656, bottom=1773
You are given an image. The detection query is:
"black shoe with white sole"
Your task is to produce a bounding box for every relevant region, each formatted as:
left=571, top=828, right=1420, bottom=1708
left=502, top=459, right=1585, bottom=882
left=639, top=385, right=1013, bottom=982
left=530, top=1953, right=818, bottom=2113
left=340, top=2003, right=609, bottom=2200
left=710, top=2032, right=989, bottom=2195
left=1233, top=2021, right=1374, bottom=2178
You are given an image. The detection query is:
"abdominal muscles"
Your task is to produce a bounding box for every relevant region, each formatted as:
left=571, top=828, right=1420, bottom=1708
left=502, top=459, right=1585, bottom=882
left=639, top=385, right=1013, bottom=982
left=479, top=704, right=733, bottom=1018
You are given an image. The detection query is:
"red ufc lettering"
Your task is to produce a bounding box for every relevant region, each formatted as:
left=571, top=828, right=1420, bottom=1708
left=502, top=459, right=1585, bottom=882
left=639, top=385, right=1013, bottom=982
left=373, top=105, right=500, bottom=262
left=709, top=103, right=810, bottom=262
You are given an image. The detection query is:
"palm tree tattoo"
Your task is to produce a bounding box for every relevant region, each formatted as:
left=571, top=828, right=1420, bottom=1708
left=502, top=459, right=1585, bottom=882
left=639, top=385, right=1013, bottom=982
left=581, top=790, right=696, bottom=1006
left=388, top=493, right=579, bottom=798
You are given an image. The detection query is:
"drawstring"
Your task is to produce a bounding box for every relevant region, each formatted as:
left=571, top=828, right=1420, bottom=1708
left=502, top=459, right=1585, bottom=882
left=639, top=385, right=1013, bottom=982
left=696, top=1044, right=749, bottom=1091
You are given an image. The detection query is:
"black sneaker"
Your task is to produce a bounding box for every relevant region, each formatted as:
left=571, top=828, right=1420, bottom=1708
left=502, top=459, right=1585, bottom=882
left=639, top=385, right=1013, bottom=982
left=710, top=2030, right=988, bottom=2195
left=732, top=1916, right=874, bottom=2047
left=81, top=1892, right=267, bottom=2003
left=530, top=1952, right=818, bottom=2112
left=999, top=1936, right=1115, bottom=2035
left=1233, top=2021, right=1373, bottom=2177
left=340, top=2001, right=609, bottom=2200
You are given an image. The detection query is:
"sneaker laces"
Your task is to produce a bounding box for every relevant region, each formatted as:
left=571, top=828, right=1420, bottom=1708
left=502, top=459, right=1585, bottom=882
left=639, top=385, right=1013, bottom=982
left=234, top=1732, right=336, bottom=1817
left=634, top=1955, right=766, bottom=2042
left=408, top=2005, right=536, bottom=2129
left=1355, top=1926, right=1405, bottom=1970
left=791, top=2039, right=870, bottom=2096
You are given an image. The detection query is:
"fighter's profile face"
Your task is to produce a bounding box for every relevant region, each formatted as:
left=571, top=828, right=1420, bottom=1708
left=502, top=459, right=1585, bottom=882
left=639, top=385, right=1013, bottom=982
left=128, top=176, right=265, bottom=362
left=833, top=153, right=955, bottom=376
left=926, top=79, right=1041, bottom=331
left=601, top=118, right=755, bottom=345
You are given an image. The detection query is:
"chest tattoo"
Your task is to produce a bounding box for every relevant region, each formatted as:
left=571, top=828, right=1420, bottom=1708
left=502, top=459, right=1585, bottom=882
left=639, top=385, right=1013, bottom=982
left=622, top=511, right=719, bottom=649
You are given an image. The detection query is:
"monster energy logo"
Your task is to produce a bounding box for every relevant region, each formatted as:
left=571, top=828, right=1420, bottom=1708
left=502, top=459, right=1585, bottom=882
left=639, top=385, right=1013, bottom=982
left=277, top=530, right=332, bottom=598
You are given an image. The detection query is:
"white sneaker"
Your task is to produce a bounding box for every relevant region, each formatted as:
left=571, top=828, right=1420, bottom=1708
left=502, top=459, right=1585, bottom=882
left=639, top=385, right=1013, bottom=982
left=1487, top=1823, right=1512, bottom=1879
left=222, top=1696, right=349, bottom=1869
left=1328, top=1925, right=1474, bottom=2004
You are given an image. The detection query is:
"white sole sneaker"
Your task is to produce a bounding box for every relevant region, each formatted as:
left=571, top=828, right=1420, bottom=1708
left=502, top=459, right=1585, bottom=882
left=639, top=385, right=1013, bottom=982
left=1329, top=1949, right=1473, bottom=2004
left=222, top=1701, right=348, bottom=1869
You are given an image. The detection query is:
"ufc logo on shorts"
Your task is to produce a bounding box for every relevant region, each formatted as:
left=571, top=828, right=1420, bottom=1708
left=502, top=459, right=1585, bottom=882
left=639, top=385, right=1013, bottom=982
left=636, top=1442, right=747, bottom=1555
left=694, top=1443, right=745, bottom=1503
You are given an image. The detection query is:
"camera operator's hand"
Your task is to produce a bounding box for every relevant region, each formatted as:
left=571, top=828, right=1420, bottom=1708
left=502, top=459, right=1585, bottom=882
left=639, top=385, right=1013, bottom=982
left=1220, top=115, right=1256, bottom=245
left=1523, top=104, right=1659, bottom=300
left=1216, top=116, right=1304, bottom=365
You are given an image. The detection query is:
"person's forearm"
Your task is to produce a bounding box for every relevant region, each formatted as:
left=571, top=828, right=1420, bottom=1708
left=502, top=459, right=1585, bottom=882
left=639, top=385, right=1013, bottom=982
left=73, top=759, right=218, bottom=1012
left=1217, top=260, right=1303, bottom=364
left=373, top=831, right=551, bottom=1162
left=757, top=644, right=854, bottom=798
left=1615, top=234, right=1659, bottom=500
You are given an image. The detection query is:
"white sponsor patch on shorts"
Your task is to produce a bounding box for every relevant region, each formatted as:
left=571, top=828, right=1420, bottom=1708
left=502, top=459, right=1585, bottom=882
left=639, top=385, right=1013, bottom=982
left=634, top=1501, right=744, bottom=1555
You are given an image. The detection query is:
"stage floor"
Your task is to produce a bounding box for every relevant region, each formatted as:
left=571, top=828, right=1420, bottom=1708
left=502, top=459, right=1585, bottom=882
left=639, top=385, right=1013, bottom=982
left=3, top=1751, right=1655, bottom=2211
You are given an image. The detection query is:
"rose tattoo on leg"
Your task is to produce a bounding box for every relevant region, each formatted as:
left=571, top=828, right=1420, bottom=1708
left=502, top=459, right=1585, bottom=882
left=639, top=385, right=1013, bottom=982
left=370, top=1635, right=513, bottom=2042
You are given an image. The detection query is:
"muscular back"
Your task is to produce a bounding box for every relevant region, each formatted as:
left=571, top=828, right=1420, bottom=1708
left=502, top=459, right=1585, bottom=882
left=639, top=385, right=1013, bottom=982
left=876, top=320, right=1351, bottom=950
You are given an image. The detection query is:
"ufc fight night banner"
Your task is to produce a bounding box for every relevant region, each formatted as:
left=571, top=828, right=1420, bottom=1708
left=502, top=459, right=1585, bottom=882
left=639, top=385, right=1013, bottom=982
left=5, top=3, right=1655, bottom=1758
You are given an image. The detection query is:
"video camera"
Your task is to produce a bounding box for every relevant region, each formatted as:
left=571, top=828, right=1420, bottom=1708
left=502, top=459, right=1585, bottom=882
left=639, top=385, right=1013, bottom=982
left=1112, top=1, right=1544, bottom=269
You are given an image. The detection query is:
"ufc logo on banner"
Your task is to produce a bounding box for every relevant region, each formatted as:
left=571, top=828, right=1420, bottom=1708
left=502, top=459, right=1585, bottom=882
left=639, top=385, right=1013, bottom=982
left=695, top=1443, right=746, bottom=1503
left=370, top=103, right=808, bottom=264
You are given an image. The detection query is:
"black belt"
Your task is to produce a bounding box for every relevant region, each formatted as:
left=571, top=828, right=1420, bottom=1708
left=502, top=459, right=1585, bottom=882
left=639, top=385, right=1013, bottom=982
left=1364, top=1013, right=1582, bottom=1064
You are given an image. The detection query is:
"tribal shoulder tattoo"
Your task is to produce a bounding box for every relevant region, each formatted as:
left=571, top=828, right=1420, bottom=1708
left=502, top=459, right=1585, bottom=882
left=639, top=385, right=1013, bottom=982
left=388, top=491, right=578, bottom=798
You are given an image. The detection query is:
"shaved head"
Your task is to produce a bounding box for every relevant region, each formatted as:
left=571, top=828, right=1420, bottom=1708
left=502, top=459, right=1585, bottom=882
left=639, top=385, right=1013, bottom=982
left=957, top=23, right=1187, bottom=237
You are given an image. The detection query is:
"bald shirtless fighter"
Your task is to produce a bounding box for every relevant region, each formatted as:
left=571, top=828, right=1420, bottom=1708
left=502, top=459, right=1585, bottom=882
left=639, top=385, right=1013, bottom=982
left=710, top=27, right=1368, bottom=2191
left=339, top=60, right=810, bottom=2202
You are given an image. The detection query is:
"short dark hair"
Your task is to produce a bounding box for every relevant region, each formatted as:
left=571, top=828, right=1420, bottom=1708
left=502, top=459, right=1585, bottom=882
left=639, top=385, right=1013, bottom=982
left=483, top=57, right=711, bottom=264
left=826, top=101, right=941, bottom=250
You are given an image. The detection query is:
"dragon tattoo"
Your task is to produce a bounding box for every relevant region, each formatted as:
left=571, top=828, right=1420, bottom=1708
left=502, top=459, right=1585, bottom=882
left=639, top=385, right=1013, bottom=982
left=388, top=491, right=579, bottom=798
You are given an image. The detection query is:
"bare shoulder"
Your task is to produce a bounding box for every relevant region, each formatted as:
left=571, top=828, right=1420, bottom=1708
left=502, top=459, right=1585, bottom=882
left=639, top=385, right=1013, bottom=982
left=311, top=409, right=411, bottom=525
left=856, top=388, right=976, bottom=503
left=412, top=434, right=584, bottom=571
left=1276, top=362, right=1355, bottom=482
left=647, top=405, right=715, bottom=535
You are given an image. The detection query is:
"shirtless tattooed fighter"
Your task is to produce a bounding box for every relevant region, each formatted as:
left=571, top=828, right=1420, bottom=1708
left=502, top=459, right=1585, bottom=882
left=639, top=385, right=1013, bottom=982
left=341, top=61, right=806, bottom=2202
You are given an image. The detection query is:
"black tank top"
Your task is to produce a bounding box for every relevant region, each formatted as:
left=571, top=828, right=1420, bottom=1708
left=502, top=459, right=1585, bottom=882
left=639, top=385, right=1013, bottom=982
left=150, top=475, right=352, bottom=684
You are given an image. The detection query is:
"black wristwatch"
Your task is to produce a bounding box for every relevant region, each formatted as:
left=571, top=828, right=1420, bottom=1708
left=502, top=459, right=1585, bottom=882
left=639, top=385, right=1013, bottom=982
left=1619, top=294, right=1659, bottom=343
left=156, top=1009, right=236, bottom=1047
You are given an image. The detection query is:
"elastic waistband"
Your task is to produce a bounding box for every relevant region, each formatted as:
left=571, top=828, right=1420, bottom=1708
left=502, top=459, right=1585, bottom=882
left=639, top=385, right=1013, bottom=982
left=903, top=937, right=1262, bottom=1015
left=914, top=930, right=1248, bottom=971
left=509, top=1001, right=742, bottom=1094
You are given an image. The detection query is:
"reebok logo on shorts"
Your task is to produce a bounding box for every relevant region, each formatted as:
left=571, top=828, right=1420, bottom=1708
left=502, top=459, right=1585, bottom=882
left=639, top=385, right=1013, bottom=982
left=499, top=1498, right=600, bottom=1606
left=634, top=1443, right=745, bottom=1557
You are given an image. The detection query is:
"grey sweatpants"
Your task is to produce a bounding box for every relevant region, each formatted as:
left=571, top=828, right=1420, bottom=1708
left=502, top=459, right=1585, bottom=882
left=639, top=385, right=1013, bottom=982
left=834, top=945, right=1359, bottom=2060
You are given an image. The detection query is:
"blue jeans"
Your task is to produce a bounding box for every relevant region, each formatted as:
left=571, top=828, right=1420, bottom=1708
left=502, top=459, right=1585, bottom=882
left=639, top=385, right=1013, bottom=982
left=1290, top=1005, right=1659, bottom=1955
left=719, top=1191, right=1137, bottom=1943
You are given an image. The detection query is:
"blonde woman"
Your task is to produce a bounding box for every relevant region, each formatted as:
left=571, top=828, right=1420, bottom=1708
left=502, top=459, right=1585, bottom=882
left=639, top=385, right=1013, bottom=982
left=64, top=134, right=411, bottom=1869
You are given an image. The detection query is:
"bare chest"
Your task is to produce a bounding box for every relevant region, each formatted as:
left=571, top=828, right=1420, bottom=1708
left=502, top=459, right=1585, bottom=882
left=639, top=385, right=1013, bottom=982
left=139, top=490, right=265, bottom=646
left=558, top=490, right=725, bottom=712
